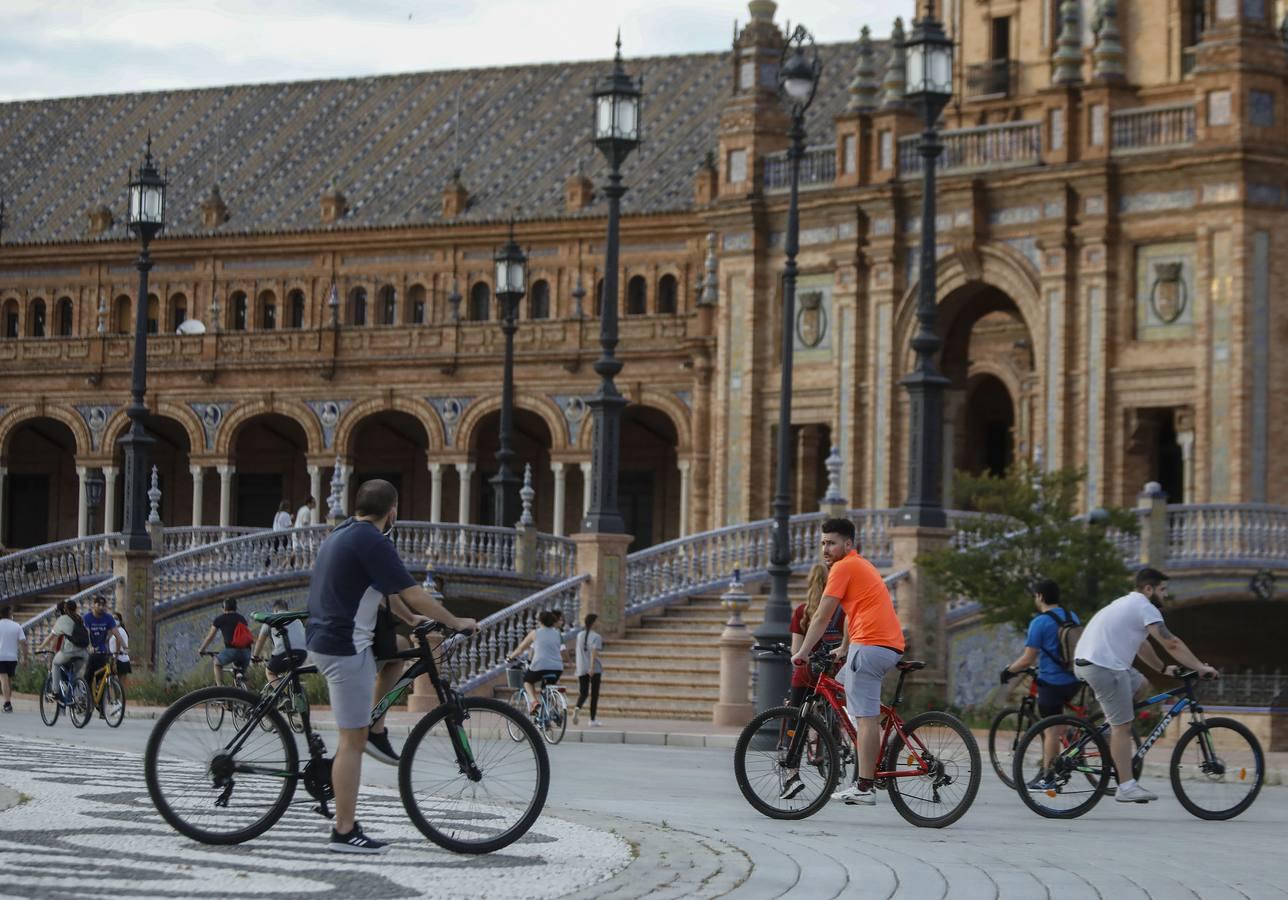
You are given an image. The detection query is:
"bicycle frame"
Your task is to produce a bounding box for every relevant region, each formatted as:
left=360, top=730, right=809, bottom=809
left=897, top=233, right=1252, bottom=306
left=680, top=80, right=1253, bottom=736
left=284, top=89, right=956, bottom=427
left=1056, top=679, right=1201, bottom=773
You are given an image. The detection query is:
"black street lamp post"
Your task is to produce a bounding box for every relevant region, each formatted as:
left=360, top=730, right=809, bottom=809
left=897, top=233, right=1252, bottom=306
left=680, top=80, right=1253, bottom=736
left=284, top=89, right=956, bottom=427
left=753, top=27, right=822, bottom=712
left=492, top=223, right=528, bottom=528
left=897, top=4, right=955, bottom=531
left=120, top=138, right=167, bottom=552
left=582, top=35, right=641, bottom=535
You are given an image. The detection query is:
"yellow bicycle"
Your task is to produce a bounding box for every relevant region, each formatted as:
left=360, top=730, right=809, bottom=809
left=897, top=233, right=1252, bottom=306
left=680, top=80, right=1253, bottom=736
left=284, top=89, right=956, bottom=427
left=87, top=656, right=126, bottom=728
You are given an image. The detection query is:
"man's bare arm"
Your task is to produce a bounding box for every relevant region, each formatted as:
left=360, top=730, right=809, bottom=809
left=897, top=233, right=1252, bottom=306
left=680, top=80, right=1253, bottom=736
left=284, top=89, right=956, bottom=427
left=1134, top=638, right=1166, bottom=672
left=395, top=584, right=474, bottom=631
left=1146, top=621, right=1215, bottom=675
left=795, top=594, right=840, bottom=658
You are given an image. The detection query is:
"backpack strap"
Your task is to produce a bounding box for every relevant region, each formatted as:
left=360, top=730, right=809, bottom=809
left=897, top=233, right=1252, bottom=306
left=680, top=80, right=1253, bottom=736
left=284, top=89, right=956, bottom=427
left=1038, top=608, right=1070, bottom=668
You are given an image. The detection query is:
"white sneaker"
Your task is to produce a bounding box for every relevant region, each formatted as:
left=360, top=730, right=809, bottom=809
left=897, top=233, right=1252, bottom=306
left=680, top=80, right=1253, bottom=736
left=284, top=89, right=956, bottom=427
left=1114, top=783, right=1158, bottom=803
left=572, top=707, right=581, bottom=725
left=831, top=783, right=877, bottom=805
left=589, top=720, right=603, bottom=727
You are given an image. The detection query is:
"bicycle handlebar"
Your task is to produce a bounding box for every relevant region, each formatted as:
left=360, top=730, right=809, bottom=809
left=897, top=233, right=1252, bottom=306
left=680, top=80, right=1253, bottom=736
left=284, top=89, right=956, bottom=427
left=412, top=620, right=474, bottom=639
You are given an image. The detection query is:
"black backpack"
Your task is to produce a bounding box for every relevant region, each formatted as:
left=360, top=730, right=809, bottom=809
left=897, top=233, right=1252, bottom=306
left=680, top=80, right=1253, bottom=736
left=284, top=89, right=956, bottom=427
left=1042, top=609, right=1082, bottom=672
left=68, top=619, right=91, bottom=649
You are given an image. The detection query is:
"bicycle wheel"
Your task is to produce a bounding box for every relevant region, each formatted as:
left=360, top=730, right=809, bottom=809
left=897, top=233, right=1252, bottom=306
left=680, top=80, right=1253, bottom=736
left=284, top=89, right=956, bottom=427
left=734, top=706, right=839, bottom=820
left=987, top=707, right=1030, bottom=790
left=103, top=676, right=126, bottom=728
left=1170, top=717, right=1265, bottom=821
left=399, top=696, right=550, bottom=854
left=542, top=689, right=567, bottom=745
left=40, top=675, right=60, bottom=726
left=505, top=690, right=528, bottom=742
left=1012, top=715, right=1110, bottom=819
left=205, top=695, right=225, bottom=731
left=145, top=686, right=298, bottom=844
left=69, top=679, right=92, bottom=729
left=883, top=711, right=981, bottom=828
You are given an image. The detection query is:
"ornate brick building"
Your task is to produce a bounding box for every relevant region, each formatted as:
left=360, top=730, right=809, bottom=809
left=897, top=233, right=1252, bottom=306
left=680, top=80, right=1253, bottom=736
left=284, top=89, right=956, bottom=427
left=1, top=0, right=1285, bottom=549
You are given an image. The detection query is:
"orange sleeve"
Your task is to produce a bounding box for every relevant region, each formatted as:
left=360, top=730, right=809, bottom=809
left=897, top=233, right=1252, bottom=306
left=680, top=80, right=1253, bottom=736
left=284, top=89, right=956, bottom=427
left=823, top=561, right=849, bottom=599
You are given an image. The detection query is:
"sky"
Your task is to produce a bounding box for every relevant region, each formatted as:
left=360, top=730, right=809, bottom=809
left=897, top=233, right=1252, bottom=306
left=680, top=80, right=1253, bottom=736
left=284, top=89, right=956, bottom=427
left=0, top=0, right=915, bottom=102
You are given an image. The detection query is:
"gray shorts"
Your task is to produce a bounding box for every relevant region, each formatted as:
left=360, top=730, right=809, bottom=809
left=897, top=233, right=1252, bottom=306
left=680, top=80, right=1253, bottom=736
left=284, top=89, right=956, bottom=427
left=844, top=644, right=902, bottom=718
left=1074, top=661, right=1145, bottom=727
left=311, top=648, right=376, bottom=730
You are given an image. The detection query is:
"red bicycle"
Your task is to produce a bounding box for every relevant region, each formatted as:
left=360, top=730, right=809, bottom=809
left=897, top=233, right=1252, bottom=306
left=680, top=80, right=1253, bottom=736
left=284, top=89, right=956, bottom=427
left=734, top=644, right=981, bottom=828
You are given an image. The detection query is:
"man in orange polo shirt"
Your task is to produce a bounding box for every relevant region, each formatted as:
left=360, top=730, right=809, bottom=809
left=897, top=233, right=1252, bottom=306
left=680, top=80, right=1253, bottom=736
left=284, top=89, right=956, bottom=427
left=792, top=517, right=904, bottom=806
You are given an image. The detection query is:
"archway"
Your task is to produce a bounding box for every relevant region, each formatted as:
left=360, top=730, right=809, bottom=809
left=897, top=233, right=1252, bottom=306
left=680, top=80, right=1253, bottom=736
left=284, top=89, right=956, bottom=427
left=619, top=405, right=680, bottom=549
left=4, top=417, right=78, bottom=546
left=230, top=414, right=310, bottom=528
left=350, top=411, right=431, bottom=521
left=470, top=409, right=553, bottom=529
left=959, top=374, right=1015, bottom=477
left=1166, top=597, right=1288, bottom=673
left=110, top=415, right=194, bottom=529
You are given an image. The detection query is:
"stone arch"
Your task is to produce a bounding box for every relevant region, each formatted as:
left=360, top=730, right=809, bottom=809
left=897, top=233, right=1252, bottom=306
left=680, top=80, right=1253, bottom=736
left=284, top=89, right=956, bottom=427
left=99, top=401, right=206, bottom=457
left=454, top=392, right=569, bottom=456
left=0, top=404, right=93, bottom=458
left=574, top=391, right=693, bottom=452
left=332, top=396, right=445, bottom=457
left=214, top=399, right=325, bottom=458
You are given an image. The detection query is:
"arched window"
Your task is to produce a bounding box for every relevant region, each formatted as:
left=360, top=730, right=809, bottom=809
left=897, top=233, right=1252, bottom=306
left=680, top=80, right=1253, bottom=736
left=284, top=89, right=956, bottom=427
left=57, top=297, right=74, bottom=336
left=626, top=275, right=647, bottom=315
left=258, top=290, right=277, bottom=330
left=29, top=298, right=46, bottom=337
left=377, top=284, right=396, bottom=325
left=348, top=287, right=368, bottom=326
left=529, top=279, right=551, bottom=320
left=657, top=274, right=679, bottom=314
left=408, top=284, right=427, bottom=324
left=594, top=278, right=604, bottom=317
left=288, top=289, right=306, bottom=328
left=146, top=294, right=159, bottom=334
left=230, top=291, right=249, bottom=331
left=468, top=282, right=491, bottom=321
left=2, top=299, right=18, bottom=337
left=169, top=293, right=188, bottom=332
left=114, top=295, right=131, bottom=334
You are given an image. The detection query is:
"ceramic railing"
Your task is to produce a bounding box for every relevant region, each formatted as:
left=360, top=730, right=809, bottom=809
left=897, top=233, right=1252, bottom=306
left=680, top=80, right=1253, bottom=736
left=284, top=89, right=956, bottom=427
left=1165, top=505, right=1288, bottom=567
left=0, top=535, right=117, bottom=600
left=535, top=533, right=577, bottom=580
left=161, top=526, right=260, bottom=555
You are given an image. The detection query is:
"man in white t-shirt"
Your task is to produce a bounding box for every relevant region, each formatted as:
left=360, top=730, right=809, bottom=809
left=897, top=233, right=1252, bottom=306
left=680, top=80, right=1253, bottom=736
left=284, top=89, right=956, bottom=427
left=1073, top=567, right=1217, bottom=804
left=295, top=496, right=316, bottom=530
left=0, top=606, right=26, bottom=713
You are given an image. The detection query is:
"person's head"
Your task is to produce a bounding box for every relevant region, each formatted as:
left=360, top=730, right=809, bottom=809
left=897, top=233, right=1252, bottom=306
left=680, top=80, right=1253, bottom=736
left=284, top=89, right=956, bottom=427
left=1135, top=567, right=1169, bottom=605
left=0, top=606, right=10, bottom=619
left=305, top=496, right=316, bottom=508
left=551, top=609, right=565, bottom=626
left=224, top=598, right=238, bottom=613
left=820, top=518, right=856, bottom=566
left=91, top=595, right=108, bottom=617
left=64, top=598, right=79, bottom=621
left=801, top=562, right=829, bottom=629
left=538, top=610, right=558, bottom=628
left=582, top=612, right=598, bottom=649
left=1032, top=579, right=1060, bottom=611
left=278, top=500, right=291, bottom=514
left=272, top=600, right=288, bottom=612
left=355, top=478, right=398, bottom=532
left=112, top=611, right=123, bottom=625
left=583, top=613, right=598, bottom=632
left=54, top=600, right=66, bottom=617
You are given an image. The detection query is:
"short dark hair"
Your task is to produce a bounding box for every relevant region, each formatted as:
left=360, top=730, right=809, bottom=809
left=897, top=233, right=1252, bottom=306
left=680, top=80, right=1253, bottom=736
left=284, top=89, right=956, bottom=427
left=355, top=478, right=398, bottom=518
left=1032, top=579, right=1060, bottom=606
left=92, top=594, right=107, bottom=605
left=224, top=598, right=238, bottom=612
left=1135, top=567, right=1168, bottom=590
left=821, top=517, right=856, bottom=542
left=306, top=496, right=315, bottom=505
left=538, top=610, right=559, bottom=628
left=272, top=600, right=288, bottom=611
left=0, top=606, right=10, bottom=619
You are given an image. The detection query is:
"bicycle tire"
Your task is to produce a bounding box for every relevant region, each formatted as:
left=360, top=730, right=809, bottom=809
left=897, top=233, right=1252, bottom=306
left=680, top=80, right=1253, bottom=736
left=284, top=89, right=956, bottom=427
left=205, top=698, right=225, bottom=731
left=883, top=710, right=981, bottom=828
left=734, top=706, right=839, bottom=821
left=1012, top=714, right=1110, bottom=819
left=987, top=707, right=1029, bottom=789
left=103, top=676, right=126, bottom=728
left=40, top=676, right=60, bottom=726
left=1170, top=717, right=1265, bottom=821
left=399, top=696, right=550, bottom=854
left=145, top=686, right=298, bottom=845
left=505, top=690, right=529, bottom=742
left=69, top=679, right=92, bottom=729
left=542, top=689, right=567, bottom=745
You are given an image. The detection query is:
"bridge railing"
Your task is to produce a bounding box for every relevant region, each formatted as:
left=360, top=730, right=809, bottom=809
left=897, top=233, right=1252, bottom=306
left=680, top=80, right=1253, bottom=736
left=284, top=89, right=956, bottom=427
left=535, top=533, right=577, bottom=580
left=153, top=526, right=332, bottom=601
left=161, top=526, right=260, bottom=555
left=0, top=535, right=117, bottom=601
left=18, top=576, right=122, bottom=661
left=1164, top=504, right=1288, bottom=567
left=389, top=523, right=517, bottom=574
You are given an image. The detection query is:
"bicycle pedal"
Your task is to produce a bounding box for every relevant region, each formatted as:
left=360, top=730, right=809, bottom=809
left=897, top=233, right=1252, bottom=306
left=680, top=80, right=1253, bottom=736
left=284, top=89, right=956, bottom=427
left=313, top=803, right=335, bottom=819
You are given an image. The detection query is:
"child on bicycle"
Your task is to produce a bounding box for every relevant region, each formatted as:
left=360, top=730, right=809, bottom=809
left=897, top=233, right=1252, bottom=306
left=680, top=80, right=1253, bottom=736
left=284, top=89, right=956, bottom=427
left=252, top=599, right=308, bottom=688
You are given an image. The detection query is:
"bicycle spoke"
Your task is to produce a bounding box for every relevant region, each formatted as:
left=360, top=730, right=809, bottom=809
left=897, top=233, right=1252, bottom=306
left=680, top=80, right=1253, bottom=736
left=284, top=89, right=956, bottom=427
left=1170, top=718, right=1264, bottom=820
left=734, top=707, right=838, bottom=820
left=1012, top=716, right=1109, bottom=819
left=885, top=713, right=978, bottom=826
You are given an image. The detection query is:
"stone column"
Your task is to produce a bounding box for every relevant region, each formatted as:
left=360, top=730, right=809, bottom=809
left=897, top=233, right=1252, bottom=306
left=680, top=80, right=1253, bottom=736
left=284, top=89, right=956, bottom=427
left=1177, top=432, right=1195, bottom=505
left=890, top=524, right=954, bottom=684
left=677, top=459, right=692, bottom=538
left=579, top=461, right=593, bottom=516
left=571, top=531, right=633, bottom=639
left=111, top=545, right=157, bottom=672
left=103, top=466, right=119, bottom=533
left=455, top=462, right=475, bottom=524
left=77, top=465, right=90, bottom=538
left=307, top=464, right=323, bottom=510
left=713, top=574, right=756, bottom=725
left=429, top=463, right=444, bottom=523
left=551, top=462, right=567, bottom=537
left=1137, top=481, right=1168, bottom=567
left=190, top=465, right=205, bottom=526
left=218, top=464, right=235, bottom=527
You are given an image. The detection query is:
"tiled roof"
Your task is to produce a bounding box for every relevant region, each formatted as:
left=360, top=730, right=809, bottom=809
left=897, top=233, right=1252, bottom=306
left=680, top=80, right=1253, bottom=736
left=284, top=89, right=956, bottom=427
left=0, top=40, right=874, bottom=246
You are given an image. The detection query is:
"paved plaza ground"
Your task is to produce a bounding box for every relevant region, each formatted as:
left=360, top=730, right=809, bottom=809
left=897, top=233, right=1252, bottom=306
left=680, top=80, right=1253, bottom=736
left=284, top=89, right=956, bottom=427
left=0, top=709, right=1285, bottom=899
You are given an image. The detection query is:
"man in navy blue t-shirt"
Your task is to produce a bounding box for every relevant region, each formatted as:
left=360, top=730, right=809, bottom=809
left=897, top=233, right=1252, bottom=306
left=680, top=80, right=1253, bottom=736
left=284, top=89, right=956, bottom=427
left=306, top=478, right=474, bottom=855
left=1000, top=579, right=1081, bottom=789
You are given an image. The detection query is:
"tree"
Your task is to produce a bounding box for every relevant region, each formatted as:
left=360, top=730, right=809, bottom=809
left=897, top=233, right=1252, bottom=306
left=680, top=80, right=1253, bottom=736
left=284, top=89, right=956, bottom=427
left=918, top=465, right=1139, bottom=632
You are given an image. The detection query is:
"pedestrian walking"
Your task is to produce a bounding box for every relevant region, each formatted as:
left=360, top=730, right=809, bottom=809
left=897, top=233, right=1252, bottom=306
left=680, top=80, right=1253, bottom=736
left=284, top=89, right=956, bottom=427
left=292, top=496, right=316, bottom=560
left=788, top=563, right=846, bottom=707
left=0, top=606, right=26, bottom=713
left=573, top=613, right=604, bottom=726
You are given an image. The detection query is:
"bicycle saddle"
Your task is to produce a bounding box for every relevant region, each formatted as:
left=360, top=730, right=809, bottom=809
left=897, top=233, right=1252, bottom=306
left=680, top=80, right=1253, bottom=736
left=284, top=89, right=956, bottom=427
left=896, top=660, right=926, bottom=671
left=253, top=610, right=308, bottom=628
left=541, top=673, right=561, bottom=684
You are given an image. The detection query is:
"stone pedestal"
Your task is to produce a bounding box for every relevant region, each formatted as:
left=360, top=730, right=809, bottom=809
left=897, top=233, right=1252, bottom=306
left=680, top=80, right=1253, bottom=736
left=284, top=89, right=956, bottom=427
left=570, top=532, right=633, bottom=639
left=713, top=577, right=756, bottom=726
left=890, top=524, right=954, bottom=683
left=110, top=545, right=157, bottom=673
left=1137, top=481, right=1168, bottom=567
left=514, top=523, right=539, bottom=577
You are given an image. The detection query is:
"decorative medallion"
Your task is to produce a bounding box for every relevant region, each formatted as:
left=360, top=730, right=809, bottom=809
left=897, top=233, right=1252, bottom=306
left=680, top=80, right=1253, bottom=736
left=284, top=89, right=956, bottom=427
left=427, top=396, right=473, bottom=448
left=74, top=404, right=117, bottom=451
left=189, top=401, right=236, bottom=450
left=795, top=291, right=827, bottom=348
left=305, top=399, right=353, bottom=449
left=550, top=394, right=590, bottom=446
left=1149, top=262, right=1187, bottom=324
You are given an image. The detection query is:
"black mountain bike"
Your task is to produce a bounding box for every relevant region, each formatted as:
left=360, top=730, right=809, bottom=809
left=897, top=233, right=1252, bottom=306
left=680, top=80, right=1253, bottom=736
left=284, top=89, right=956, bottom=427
left=145, top=612, right=550, bottom=854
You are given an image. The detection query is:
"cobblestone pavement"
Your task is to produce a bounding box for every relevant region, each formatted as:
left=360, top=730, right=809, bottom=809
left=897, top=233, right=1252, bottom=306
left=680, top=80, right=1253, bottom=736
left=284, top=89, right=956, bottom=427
left=1, top=714, right=1285, bottom=899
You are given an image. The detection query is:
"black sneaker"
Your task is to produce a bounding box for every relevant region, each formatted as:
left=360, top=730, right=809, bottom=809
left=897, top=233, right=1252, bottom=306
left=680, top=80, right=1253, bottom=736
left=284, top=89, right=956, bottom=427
left=779, top=775, right=806, bottom=801
left=329, top=821, right=389, bottom=855
left=2, top=702, right=11, bottom=713
left=364, top=729, right=400, bottom=766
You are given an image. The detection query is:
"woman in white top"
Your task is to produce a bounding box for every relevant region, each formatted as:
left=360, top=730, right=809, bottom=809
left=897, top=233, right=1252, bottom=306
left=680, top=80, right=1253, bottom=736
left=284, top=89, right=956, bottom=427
left=506, top=609, right=565, bottom=715
left=573, top=613, right=604, bottom=726
left=108, top=612, right=131, bottom=687
left=272, top=500, right=293, bottom=532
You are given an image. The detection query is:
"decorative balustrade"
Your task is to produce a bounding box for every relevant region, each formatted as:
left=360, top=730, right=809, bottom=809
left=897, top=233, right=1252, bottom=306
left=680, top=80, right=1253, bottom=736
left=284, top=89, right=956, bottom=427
left=153, top=526, right=332, bottom=603
left=1111, top=104, right=1195, bottom=153
left=884, top=569, right=911, bottom=611
left=440, top=574, right=589, bottom=692
left=393, top=523, right=517, bottom=574
left=160, top=526, right=260, bottom=555
left=19, top=577, right=121, bottom=661
left=899, top=121, right=1041, bottom=177
left=965, top=59, right=1017, bottom=99
left=1165, top=505, right=1288, bottom=567
left=764, top=145, right=838, bottom=192
left=1202, top=670, right=1286, bottom=708
left=0, top=535, right=117, bottom=599
left=535, top=533, right=577, bottom=580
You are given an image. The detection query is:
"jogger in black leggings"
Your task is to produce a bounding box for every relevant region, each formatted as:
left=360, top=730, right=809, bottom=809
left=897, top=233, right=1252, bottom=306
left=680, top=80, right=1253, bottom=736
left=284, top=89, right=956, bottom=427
left=573, top=613, right=604, bottom=726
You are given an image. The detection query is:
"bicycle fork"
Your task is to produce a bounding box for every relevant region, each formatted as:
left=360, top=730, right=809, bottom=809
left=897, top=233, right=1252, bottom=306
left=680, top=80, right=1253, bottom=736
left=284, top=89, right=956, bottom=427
left=446, top=704, right=482, bottom=781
